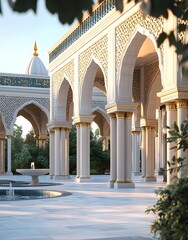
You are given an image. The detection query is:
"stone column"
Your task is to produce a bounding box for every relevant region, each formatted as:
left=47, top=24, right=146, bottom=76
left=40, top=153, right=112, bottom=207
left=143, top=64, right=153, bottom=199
left=6, top=135, right=12, bottom=175
left=54, top=128, right=61, bottom=177
left=166, top=102, right=177, bottom=184
left=176, top=100, right=188, bottom=178
left=141, top=127, right=146, bottom=178
left=114, top=112, right=135, bottom=188
left=79, top=122, right=91, bottom=182
left=65, top=128, right=70, bottom=177
left=60, top=128, right=66, bottom=176
left=49, top=129, right=55, bottom=178
left=0, top=135, right=5, bottom=175
left=76, top=123, right=80, bottom=179
left=145, top=126, right=156, bottom=181
left=132, top=131, right=141, bottom=175
left=115, top=112, right=125, bottom=186
left=108, top=113, right=117, bottom=188
left=124, top=113, right=135, bottom=186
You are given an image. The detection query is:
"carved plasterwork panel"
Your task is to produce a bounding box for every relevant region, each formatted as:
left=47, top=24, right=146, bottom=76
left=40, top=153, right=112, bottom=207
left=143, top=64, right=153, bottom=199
left=132, top=69, right=141, bottom=127
left=79, top=35, right=108, bottom=87
left=92, top=100, right=107, bottom=111
left=53, top=60, right=74, bottom=96
left=0, top=95, right=49, bottom=130
left=144, top=61, right=159, bottom=103
left=116, top=10, right=164, bottom=75
left=66, top=87, right=73, bottom=121
left=52, top=60, right=74, bottom=120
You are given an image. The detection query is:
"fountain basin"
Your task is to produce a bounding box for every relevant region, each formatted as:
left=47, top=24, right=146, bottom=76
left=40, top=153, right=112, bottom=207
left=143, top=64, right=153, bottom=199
left=16, top=169, right=49, bottom=185
left=0, top=189, right=71, bottom=201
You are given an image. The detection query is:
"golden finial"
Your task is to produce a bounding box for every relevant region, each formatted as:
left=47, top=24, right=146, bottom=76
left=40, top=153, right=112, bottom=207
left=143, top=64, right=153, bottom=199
left=33, top=41, right=39, bottom=56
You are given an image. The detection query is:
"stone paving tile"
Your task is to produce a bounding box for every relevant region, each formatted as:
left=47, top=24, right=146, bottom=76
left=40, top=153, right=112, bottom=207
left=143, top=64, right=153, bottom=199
left=0, top=175, right=164, bottom=240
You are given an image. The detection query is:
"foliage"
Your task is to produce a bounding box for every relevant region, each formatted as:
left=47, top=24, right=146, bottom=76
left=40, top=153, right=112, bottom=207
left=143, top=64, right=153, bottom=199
left=69, top=125, right=110, bottom=174
left=146, top=178, right=188, bottom=240
left=11, top=126, right=49, bottom=173
left=146, top=121, right=188, bottom=240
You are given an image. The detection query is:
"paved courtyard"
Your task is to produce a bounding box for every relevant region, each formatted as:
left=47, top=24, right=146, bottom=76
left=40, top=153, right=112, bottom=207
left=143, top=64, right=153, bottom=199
left=0, top=175, right=164, bottom=240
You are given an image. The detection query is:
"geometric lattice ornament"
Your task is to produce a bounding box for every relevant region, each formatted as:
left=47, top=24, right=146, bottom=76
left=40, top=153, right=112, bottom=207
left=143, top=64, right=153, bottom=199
left=116, top=10, right=164, bottom=78
left=79, top=35, right=108, bottom=89
left=52, top=60, right=74, bottom=120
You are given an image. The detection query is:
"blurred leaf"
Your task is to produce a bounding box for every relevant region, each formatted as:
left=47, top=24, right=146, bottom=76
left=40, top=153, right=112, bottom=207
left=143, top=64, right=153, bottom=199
left=13, top=0, right=37, bottom=13
left=157, top=32, right=167, bottom=47
left=115, top=0, right=124, bottom=12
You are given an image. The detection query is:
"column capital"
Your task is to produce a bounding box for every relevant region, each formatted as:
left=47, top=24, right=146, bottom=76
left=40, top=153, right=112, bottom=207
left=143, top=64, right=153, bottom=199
left=125, top=112, right=132, bottom=119
left=176, top=99, right=188, bottom=108
left=109, top=113, right=116, bottom=119
left=132, top=130, right=140, bottom=135
left=80, top=122, right=91, bottom=127
left=166, top=102, right=176, bottom=110
left=116, top=112, right=125, bottom=118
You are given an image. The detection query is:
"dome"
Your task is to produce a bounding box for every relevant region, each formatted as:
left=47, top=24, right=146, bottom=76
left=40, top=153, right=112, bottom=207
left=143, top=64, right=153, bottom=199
left=25, top=42, right=48, bottom=76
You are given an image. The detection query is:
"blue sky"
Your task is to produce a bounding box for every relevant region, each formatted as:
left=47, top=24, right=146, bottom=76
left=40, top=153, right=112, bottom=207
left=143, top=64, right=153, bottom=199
left=0, top=1, right=71, bottom=74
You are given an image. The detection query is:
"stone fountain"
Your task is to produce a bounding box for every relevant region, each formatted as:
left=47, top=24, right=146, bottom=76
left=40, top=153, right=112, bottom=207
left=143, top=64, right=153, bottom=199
left=16, top=162, right=49, bottom=185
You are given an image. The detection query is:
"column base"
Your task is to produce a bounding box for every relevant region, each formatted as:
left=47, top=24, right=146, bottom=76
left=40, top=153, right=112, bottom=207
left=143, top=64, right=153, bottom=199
left=76, top=176, right=91, bottom=183
left=6, top=171, right=13, bottom=176
left=132, top=172, right=141, bottom=176
left=144, top=176, right=157, bottom=182
left=48, top=175, right=54, bottom=179
left=114, top=181, right=135, bottom=188
left=53, top=175, right=71, bottom=180
left=107, top=180, right=115, bottom=188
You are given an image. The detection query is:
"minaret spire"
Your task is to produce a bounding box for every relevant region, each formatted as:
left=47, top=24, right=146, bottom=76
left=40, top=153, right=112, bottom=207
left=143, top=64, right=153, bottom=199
left=33, top=41, right=39, bottom=56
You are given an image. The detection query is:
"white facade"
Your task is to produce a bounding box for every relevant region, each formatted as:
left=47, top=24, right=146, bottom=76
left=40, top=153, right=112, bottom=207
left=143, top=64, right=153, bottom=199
left=48, top=0, right=188, bottom=187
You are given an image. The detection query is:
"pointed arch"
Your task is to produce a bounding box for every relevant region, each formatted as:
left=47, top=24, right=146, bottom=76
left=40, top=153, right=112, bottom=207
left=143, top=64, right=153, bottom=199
left=118, top=25, right=163, bottom=103
left=10, top=100, right=49, bottom=135
left=55, top=76, right=74, bottom=122
left=80, top=57, right=107, bottom=115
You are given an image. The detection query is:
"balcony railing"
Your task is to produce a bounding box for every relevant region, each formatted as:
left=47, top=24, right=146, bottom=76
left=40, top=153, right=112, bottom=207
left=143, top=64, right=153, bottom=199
left=49, top=0, right=115, bottom=63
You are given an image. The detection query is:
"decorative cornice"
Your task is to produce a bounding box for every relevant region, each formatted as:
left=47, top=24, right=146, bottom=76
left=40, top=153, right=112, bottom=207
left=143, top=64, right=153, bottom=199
left=106, top=102, right=138, bottom=114
left=72, top=115, right=95, bottom=124
left=140, top=118, right=157, bottom=127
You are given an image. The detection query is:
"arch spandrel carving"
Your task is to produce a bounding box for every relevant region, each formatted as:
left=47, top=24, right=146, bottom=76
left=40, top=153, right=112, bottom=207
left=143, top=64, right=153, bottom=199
left=52, top=60, right=74, bottom=120
left=52, top=60, right=74, bottom=96
left=116, top=10, right=164, bottom=76
left=79, top=35, right=108, bottom=88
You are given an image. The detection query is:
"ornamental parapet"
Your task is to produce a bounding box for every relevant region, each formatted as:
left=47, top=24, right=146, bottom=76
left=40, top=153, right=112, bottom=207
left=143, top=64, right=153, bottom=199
left=49, top=0, right=115, bottom=62
left=0, top=74, right=50, bottom=88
